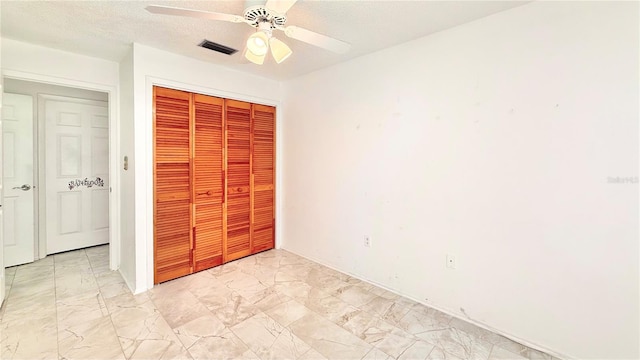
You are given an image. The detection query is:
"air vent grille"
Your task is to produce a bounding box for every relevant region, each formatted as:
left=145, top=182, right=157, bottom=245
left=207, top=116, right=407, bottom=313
left=198, top=40, right=238, bottom=55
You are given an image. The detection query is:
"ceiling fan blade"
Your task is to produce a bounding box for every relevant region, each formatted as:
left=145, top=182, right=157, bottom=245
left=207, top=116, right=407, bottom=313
left=283, top=26, right=351, bottom=54
left=146, top=5, right=246, bottom=23
left=265, top=0, right=298, bottom=14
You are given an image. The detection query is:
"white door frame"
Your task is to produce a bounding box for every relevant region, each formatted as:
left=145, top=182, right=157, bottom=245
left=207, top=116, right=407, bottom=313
left=3, top=70, right=120, bottom=271
left=1, top=84, right=5, bottom=307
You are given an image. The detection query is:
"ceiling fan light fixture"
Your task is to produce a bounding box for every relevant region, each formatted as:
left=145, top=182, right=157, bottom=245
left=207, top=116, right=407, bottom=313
left=244, top=48, right=267, bottom=65
left=246, top=31, right=269, bottom=56
left=269, top=37, right=292, bottom=64
left=146, top=2, right=353, bottom=67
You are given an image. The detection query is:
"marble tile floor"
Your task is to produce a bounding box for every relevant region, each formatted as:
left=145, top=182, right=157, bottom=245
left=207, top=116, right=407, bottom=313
left=0, top=245, right=559, bottom=360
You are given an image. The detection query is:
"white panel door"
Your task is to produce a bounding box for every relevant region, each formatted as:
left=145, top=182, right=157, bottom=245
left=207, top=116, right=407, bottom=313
left=44, top=96, right=109, bottom=254
left=2, top=93, right=35, bottom=267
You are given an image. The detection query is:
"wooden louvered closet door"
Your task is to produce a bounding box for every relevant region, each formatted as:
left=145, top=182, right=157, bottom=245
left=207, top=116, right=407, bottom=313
left=225, top=100, right=252, bottom=262
left=193, top=94, right=224, bottom=271
left=154, top=87, right=275, bottom=283
left=251, top=104, right=275, bottom=253
left=154, top=87, right=192, bottom=283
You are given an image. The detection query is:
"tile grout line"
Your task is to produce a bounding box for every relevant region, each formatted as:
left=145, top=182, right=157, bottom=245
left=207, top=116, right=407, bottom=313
left=423, top=344, right=437, bottom=360
left=53, top=253, right=61, bottom=360
left=148, top=280, right=203, bottom=359
left=270, top=255, right=455, bottom=360
left=232, top=253, right=494, bottom=360
left=487, top=344, right=496, bottom=360
left=272, top=274, right=404, bottom=359
left=284, top=252, right=548, bottom=360
left=270, top=257, right=459, bottom=359
left=86, top=247, right=129, bottom=359
left=225, top=321, right=258, bottom=359
left=222, top=267, right=322, bottom=357
left=1, top=267, right=15, bottom=318
left=224, top=296, right=324, bottom=360
left=185, top=267, right=320, bottom=360
left=197, top=283, right=268, bottom=359
left=229, top=270, right=374, bottom=360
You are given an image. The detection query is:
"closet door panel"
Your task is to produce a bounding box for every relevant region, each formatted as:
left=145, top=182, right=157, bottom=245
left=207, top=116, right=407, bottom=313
left=251, top=104, right=275, bottom=253
left=193, top=94, right=224, bottom=271
left=225, top=99, right=251, bottom=261
left=154, top=87, right=276, bottom=280
left=154, top=87, right=192, bottom=283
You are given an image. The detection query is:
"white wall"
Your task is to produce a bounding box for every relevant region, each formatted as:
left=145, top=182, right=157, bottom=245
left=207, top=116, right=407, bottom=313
left=118, top=48, right=135, bottom=290
left=281, top=2, right=639, bottom=359
left=4, top=79, right=108, bottom=101
left=2, top=39, right=119, bottom=89
left=130, top=43, right=282, bottom=293
left=0, top=6, right=5, bottom=307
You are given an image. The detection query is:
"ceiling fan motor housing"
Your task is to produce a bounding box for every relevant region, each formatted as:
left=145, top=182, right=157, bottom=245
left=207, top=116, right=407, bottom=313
left=244, top=5, right=286, bottom=28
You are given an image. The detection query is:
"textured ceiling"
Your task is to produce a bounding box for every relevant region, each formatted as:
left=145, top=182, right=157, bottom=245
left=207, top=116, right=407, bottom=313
left=1, top=1, right=529, bottom=81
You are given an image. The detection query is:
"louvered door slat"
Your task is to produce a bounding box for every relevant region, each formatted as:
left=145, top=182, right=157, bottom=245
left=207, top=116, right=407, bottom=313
left=154, top=87, right=192, bottom=283
left=225, top=99, right=252, bottom=261
left=251, top=104, right=275, bottom=253
left=193, top=94, right=224, bottom=271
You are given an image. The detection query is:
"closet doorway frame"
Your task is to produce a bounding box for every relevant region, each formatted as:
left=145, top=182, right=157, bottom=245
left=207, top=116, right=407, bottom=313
left=144, top=77, right=283, bottom=291
left=3, top=69, right=121, bottom=271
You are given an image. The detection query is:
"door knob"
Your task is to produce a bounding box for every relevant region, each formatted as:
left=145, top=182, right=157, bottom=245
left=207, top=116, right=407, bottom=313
left=12, top=184, right=31, bottom=191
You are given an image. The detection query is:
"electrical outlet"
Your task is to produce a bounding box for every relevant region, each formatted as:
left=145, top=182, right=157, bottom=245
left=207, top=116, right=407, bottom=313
left=446, top=254, right=456, bottom=269
left=364, top=235, right=371, bottom=247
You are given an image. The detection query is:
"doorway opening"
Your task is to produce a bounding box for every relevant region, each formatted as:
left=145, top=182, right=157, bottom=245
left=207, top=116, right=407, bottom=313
left=3, top=78, right=112, bottom=267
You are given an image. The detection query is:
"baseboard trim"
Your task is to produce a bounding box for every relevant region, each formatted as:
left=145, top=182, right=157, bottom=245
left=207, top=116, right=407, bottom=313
left=282, top=247, right=569, bottom=360
left=118, top=268, right=143, bottom=295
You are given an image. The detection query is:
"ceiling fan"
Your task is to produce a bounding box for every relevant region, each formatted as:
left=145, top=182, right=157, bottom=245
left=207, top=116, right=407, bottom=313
left=146, top=0, right=351, bottom=65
